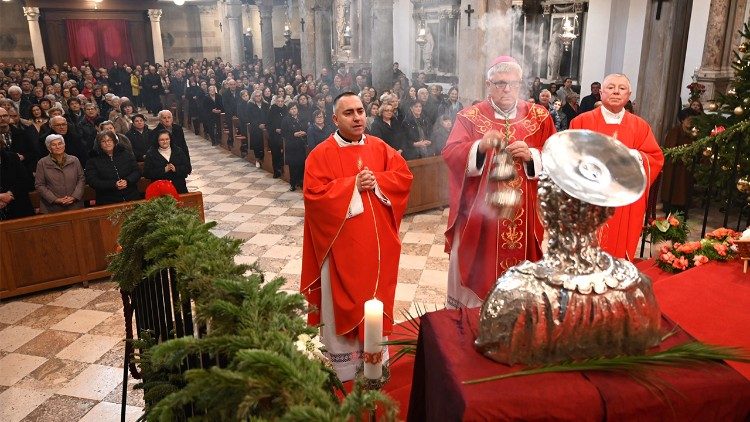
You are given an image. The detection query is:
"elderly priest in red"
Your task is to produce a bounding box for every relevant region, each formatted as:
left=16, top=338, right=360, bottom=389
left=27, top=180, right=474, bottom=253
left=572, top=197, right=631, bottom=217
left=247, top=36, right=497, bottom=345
left=443, top=56, right=556, bottom=309
left=569, top=73, right=664, bottom=260
left=301, top=92, right=413, bottom=381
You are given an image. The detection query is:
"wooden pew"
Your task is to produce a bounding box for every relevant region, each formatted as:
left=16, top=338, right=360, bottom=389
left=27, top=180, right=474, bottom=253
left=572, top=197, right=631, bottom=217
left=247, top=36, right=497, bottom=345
left=230, top=116, right=246, bottom=157
left=219, top=112, right=230, bottom=149
left=0, top=192, right=204, bottom=299
left=261, top=131, right=275, bottom=174
left=404, top=156, right=449, bottom=214
left=280, top=138, right=291, bottom=183
left=244, top=123, right=261, bottom=165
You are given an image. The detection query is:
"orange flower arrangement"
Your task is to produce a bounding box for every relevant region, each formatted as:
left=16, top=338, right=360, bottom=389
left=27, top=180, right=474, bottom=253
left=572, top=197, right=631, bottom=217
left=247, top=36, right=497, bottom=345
left=655, top=228, right=740, bottom=273
left=644, top=213, right=688, bottom=244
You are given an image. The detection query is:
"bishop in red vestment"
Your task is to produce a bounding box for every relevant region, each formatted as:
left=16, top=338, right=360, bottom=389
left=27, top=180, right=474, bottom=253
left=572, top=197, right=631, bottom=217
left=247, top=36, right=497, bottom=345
left=443, top=57, right=556, bottom=308
left=301, top=93, right=412, bottom=380
left=569, top=73, right=664, bottom=260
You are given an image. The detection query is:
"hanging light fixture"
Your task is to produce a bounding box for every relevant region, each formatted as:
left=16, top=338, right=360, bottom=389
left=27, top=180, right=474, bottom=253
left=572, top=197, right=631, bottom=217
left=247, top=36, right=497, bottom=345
left=415, top=21, right=427, bottom=48
left=174, top=0, right=186, bottom=5
left=284, top=22, right=292, bottom=41
left=342, top=25, right=352, bottom=48
left=559, top=18, right=577, bottom=51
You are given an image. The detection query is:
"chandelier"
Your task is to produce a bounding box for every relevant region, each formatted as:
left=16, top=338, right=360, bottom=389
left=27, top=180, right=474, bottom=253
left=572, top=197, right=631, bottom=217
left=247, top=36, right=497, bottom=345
left=559, top=18, right=577, bottom=51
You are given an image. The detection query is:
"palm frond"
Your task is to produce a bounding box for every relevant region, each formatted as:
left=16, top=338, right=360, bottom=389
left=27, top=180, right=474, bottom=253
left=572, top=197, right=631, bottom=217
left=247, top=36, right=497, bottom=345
left=463, top=342, right=750, bottom=385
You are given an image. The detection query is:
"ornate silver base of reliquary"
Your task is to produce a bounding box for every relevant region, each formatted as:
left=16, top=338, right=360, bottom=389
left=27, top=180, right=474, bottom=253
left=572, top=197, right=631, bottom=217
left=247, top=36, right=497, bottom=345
left=475, top=130, right=662, bottom=365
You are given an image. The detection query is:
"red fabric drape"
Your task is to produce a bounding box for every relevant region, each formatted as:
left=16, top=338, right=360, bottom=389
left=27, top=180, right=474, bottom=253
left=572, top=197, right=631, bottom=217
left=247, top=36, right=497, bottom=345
left=66, top=19, right=134, bottom=68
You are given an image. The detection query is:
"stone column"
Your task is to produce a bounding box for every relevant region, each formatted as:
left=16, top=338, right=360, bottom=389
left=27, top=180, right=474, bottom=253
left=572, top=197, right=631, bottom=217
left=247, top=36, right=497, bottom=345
left=300, top=0, right=317, bottom=76
left=695, top=0, right=748, bottom=100
left=371, top=0, right=394, bottom=92
left=225, top=0, right=244, bottom=65
left=456, top=0, right=514, bottom=103
left=148, top=9, right=165, bottom=66
left=314, top=0, right=333, bottom=77
left=22, top=7, right=46, bottom=68
left=635, top=0, right=693, bottom=142
left=198, top=4, right=220, bottom=58
left=258, top=0, right=276, bottom=72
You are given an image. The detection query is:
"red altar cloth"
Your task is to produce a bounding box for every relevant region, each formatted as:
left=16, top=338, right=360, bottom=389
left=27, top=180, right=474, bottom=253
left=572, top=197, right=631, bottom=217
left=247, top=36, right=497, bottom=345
left=407, top=308, right=750, bottom=421
left=638, top=259, right=750, bottom=380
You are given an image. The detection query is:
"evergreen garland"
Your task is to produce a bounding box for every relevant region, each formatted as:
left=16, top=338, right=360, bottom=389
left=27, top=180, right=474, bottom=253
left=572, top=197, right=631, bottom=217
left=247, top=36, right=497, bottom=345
left=664, top=20, right=750, bottom=205
left=109, top=197, right=396, bottom=420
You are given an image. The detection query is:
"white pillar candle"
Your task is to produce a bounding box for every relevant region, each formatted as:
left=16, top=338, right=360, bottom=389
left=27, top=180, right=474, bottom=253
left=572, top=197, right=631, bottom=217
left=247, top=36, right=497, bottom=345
left=363, top=298, right=384, bottom=380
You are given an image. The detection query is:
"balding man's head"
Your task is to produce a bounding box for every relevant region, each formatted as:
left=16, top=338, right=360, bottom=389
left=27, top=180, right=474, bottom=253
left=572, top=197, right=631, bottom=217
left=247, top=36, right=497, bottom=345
left=158, top=110, right=174, bottom=127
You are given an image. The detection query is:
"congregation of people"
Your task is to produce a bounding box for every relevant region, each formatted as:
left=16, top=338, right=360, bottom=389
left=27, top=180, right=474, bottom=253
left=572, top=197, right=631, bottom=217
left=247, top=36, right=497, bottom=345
left=0, top=56, right=703, bottom=227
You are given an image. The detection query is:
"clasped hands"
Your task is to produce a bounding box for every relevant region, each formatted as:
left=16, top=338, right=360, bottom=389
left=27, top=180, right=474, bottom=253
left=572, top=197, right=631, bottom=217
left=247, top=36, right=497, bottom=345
left=356, top=167, right=376, bottom=192
left=0, top=191, right=14, bottom=209
left=115, top=179, right=128, bottom=190
left=55, top=196, right=77, bottom=206
left=164, top=163, right=176, bottom=173
left=413, top=139, right=431, bottom=148
left=478, top=129, right=532, bottom=162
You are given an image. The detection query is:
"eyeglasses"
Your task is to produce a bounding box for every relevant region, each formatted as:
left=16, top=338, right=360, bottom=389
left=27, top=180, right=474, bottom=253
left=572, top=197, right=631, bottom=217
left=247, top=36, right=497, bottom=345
left=52, top=122, right=67, bottom=127
left=100, top=139, right=115, bottom=144
left=489, top=80, right=522, bottom=90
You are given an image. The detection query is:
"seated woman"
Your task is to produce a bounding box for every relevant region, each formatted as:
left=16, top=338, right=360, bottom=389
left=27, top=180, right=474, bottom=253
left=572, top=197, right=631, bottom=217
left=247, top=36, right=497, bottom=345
left=125, top=114, right=151, bottom=162
left=401, top=101, right=434, bottom=160
left=34, top=134, right=85, bottom=213
left=143, top=129, right=191, bottom=194
left=280, top=102, right=307, bottom=191
left=85, top=130, right=141, bottom=205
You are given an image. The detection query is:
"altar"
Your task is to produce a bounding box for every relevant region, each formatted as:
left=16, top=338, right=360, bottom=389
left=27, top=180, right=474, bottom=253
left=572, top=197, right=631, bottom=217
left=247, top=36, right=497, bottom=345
left=400, top=260, right=750, bottom=421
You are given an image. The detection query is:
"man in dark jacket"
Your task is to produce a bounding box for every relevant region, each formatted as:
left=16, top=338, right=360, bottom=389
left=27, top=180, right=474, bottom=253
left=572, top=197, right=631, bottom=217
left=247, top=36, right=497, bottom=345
left=150, top=110, right=191, bottom=168
left=579, top=81, right=601, bottom=113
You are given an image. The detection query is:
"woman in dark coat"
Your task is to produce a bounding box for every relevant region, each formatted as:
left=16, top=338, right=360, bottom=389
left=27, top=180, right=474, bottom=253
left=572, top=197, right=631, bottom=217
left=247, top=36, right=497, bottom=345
left=142, top=66, right=164, bottom=116
left=125, top=114, right=151, bottom=162
left=143, top=129, right=191, bottom=194
left=368, top=102, right=403, bottom=153
left=401, top=102, right=434, bottom=160
left=85, top=130, right=141, bottom=205
left=202, top=85, right=224, bottom=145
left=296, top=94, right=313, bottom=126
left=247, top=89, right=268, bottom=168
left=281, top=102, right=307, bottom=191
left=307, top=110, right=332, bottom=150
left=267, top=95, right=288, bottom=178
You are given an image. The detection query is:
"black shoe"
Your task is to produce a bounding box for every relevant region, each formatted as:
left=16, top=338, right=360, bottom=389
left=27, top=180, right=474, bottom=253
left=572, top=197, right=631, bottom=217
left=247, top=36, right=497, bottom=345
left=273, top=172, right=281, bottom=179
left=289, top=186, right=296, bottom=191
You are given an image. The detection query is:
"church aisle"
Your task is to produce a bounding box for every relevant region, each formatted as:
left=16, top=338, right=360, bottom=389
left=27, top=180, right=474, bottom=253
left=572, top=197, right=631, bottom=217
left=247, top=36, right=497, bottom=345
left=0, top=126, right=448, bottom=421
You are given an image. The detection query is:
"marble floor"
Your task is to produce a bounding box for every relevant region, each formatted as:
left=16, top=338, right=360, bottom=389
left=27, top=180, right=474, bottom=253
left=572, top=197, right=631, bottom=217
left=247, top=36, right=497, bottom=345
left=0, top=122, right=450, bottom=421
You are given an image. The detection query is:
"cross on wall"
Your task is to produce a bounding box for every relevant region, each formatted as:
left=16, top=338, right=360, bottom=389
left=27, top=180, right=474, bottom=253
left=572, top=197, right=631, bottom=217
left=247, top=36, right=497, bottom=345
left=464, top=4, right=475, bottom=27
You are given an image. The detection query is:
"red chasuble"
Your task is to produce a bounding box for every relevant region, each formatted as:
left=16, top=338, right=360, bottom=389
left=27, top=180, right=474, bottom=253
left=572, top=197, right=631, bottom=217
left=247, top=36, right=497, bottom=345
left=301, top=135, right=412, bottom=340
left=569, top=109, right=664, bottom=259
left=443, top=100, right=555, bottom=301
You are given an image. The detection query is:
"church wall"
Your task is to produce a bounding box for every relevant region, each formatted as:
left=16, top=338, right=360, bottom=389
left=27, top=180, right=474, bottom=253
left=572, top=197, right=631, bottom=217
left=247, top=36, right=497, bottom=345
left=393, top=0, right=415, bottom=80
left=680, top=0, right=710, bottom=105
left=0, top=3, right=33, bottom=64
left=621, top=0, right=647, bottom=99
left=579, top=0, right=613, bottom=97
left=160, top=5, right=210, bottom=60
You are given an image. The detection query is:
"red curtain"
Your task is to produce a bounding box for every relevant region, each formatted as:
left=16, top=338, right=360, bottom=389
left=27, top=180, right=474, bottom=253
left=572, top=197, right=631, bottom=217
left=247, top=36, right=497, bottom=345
left=66, top=19, right=135, bottom=68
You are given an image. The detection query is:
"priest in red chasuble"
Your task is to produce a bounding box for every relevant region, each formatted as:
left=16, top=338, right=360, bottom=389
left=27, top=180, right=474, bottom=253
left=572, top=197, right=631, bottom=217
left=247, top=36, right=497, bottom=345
left=569, top=73, right=664, bottom=260
left=301, top=92, right=413, bottom=381
left=443, top=56, right=556, bottom=309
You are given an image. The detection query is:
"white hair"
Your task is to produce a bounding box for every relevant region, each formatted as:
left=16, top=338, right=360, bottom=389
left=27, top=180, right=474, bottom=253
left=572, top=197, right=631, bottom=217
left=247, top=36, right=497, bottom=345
left=158, top=109, right=172, bottom=119
left=45, top=133, right=64, bottom=148
left=602, top=73, right=632, bottom=92
left=8, top=85, right=21, bottom=95
left=486, top=61, right=523, bottom=81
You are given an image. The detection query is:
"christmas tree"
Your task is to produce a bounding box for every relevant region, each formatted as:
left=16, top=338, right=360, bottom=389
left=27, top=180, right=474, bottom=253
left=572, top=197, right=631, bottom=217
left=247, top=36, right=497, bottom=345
left=664, top=20, right=750, bottom=219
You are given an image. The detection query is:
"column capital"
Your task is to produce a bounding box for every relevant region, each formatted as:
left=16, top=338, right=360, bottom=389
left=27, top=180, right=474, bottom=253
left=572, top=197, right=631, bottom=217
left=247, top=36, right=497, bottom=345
left=258, top=1, right=274, bottom=18
left=22, top=7, right=41, bottom=22
left=148, top=9, right=163, bottom=22
left=313, top=0, right=333, bottom=10
left=197, top=5, right=217, bottom=14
